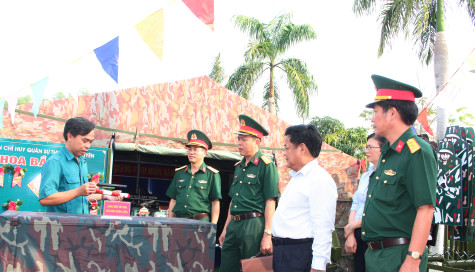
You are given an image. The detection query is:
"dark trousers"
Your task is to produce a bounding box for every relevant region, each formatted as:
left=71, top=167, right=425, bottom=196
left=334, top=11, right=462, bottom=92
left=353, top=228, right=367, bottom=272
left=273, top=239, right=313, bottom=272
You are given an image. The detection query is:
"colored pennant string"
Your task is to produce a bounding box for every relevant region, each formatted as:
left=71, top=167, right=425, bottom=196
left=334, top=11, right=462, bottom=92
left=94, top=37, right=119, bottom=83
left=31, top=77, right=49, bottom=117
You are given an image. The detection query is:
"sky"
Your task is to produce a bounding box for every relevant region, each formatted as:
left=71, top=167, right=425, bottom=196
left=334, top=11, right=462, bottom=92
left=0, top=0, right=474, bottom=129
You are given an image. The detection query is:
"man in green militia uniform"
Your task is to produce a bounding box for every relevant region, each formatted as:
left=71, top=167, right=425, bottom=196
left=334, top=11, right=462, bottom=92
left=362, top=75, right=437, bottom=272
left=166, top=130, right=221, bottom=223
left=219, top=114, right=279, bottom=272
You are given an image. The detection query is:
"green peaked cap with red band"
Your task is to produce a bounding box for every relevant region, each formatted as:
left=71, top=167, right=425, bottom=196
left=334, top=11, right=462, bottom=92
left=234, top=114, right=269, bottom=139
left=186, top=129, right=212, bottom=150
left=366, top=74, right=423, bottom=108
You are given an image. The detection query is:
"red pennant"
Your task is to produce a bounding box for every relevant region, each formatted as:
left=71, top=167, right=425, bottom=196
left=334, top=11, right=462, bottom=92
left=182, top=0, right=214, bottom=30
left=417, top=107, right=434, bottom=137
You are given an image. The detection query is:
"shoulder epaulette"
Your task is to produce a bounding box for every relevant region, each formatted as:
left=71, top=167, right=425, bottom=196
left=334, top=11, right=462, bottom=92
left=261, top=155, right=272, bottom=164
left=207, top=165, right=219, bottom=173
left=175, top=165, right=187, bottom=172
left=234, top=161, right=241, bottom=167
left=407, top=138, right=421, bottom=154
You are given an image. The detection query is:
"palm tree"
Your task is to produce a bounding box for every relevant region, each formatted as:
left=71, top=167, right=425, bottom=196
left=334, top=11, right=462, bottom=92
left=209, top=54, right=226, bottom=85
left=225, top=13, right=318, bottom=119
left=353, top=0, right=475, bottom=139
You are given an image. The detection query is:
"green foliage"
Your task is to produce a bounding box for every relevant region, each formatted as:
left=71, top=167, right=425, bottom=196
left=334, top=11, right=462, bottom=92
left=449, top=107, right=475, bottom=126
left=353, top=0, right=475, bottom=65
left=310, top=116, right=368, bottom=159
left=209, top=54, right=226, bottom=84
left=225, top=13, right=318, bottom=119
left=52, top=92, right=66, bottom=100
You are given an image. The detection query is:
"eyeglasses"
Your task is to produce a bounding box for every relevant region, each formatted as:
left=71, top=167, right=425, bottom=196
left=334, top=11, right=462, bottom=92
left=365, top=145, right=380, bottom=150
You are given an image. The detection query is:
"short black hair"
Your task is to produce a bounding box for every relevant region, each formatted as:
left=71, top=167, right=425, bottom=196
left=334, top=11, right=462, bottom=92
left=367, top=133, right=387, bottom=147
left=376, top=100, right=418, bottom=125
left=284, top=124, right=322, bottom=158
left=63, top=117, right=95, bottom=141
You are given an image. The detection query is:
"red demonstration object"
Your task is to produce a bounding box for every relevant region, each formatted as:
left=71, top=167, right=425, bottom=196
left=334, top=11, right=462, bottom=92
left=96, top=188, right=130, bottom=199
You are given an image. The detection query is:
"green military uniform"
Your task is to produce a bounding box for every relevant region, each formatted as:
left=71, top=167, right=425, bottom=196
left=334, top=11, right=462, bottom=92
left=362, top=75, right=437, bottom=272
left=165, top=130, right=221, bottom=221
left=220, top=115, right=279, bottom=272
left=166, top=162, right=221, bottom=221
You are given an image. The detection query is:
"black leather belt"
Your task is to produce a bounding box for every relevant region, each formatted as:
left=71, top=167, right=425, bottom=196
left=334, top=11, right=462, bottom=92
left=183, top=213, right=209, bottom=220
left=272, top=237, right=313, bottom=246
left=231, top=212, right=263, bottom=221
left=367, top=238, right=410, bottom=250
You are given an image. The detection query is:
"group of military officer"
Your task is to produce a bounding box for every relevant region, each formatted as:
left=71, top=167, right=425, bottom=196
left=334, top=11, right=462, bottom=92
left=166, top=114, right=278, bottom=271
left=165, top=73, right=437, bottom=272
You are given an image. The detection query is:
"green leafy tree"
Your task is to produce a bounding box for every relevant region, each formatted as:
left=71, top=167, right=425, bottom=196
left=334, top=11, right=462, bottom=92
left=310, top=116, right=368, bottom=159
left=226, top=13, right=318, bottom=119
left=209, top=54, right=226, bottom=84
left=449, top=107, right=475, bottom=126
left=353, top=0, right=475, bottom=139
left=3, top=95, right=32, bottom=109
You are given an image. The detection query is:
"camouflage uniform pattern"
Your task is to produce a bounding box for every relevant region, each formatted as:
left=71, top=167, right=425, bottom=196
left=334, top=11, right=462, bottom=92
left=0, top=210, right=216, bottom=272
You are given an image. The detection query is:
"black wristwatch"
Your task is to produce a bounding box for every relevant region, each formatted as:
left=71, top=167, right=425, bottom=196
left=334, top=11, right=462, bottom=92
left=407, top=251, right=421, bottom=260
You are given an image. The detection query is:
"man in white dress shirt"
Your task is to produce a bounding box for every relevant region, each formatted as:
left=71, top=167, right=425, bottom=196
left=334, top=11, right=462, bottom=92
left=272, top=124, right=338, bottom=272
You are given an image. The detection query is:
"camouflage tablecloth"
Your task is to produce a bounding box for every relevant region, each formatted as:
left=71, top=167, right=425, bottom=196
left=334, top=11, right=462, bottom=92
left=0, top=211, right=216, bottom=272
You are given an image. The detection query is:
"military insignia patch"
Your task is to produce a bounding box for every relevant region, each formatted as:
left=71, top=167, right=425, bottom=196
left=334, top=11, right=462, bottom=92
left=178, top=179, right=185, bottom=182
left=395, top=140, right=405, bottom=153
left=247, top=174, right=256, bottom=178
left=261, top=155, right=272, bottom=164
left=241, top=119, right=246, bottom=126
left=191, top=133, right=197, bottom=139
left=198, top=180, right=207, bottom=183
left=407, top=138, right=421, bottom=154
left=207, top=166, right=219, bottom=173
left=175, top=165, right=187, bottom=172
left=384, top=169, right=397, bottom=176
left=234, top=161, right=241, bottom=167
left=253, top=157, right=259, bottom=165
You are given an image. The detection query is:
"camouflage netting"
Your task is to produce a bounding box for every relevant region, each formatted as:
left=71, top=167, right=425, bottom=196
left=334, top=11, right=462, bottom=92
left=0, top=211, right=216, bottom=271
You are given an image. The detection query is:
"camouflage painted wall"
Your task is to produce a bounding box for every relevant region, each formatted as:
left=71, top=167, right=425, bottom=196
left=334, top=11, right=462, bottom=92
left=1, top=76, right=360, bottom=200
left=0, top=210, right=216, bottom=271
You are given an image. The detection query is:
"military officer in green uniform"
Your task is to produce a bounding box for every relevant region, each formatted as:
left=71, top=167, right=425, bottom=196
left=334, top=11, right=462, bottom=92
left=166, top=130, right=221, bottom=223
left=219, top=114, right=279, bottom=272
left=362, top=75, right=437, bottom=272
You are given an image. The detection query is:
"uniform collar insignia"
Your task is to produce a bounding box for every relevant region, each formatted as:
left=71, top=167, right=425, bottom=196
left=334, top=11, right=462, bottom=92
left=384, top=169, right=397, bottom=176
left=395, top=140, right=405, bottom=153
left=253, top=157, right=259, bottom=165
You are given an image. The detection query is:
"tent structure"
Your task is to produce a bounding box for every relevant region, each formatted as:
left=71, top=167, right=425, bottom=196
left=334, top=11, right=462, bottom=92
left=2, top=76, right=360, bottom=196
left=1, top=76, right=360, bottom=267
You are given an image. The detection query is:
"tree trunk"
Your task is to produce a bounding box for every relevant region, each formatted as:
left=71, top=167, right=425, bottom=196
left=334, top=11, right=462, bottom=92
left=433, top=0, right=449, bottom=256
left=434, top=31, right=449, bottom=141
left=268, top=67, right=276, bottom=115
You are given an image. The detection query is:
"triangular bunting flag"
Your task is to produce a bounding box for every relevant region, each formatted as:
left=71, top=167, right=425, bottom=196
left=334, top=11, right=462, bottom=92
left=31, top=77, right=49, bottom=117
left=6, top=94, right=18, bottom=125
left=94, top=36, right=119, bottom=83
left=135, top=9, right=164, bottom=60
left=417, top=107, right=434, bottom=137
left=181, top=0, right=214, bottom=30
left=0, top=99, right=4, bottom=131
